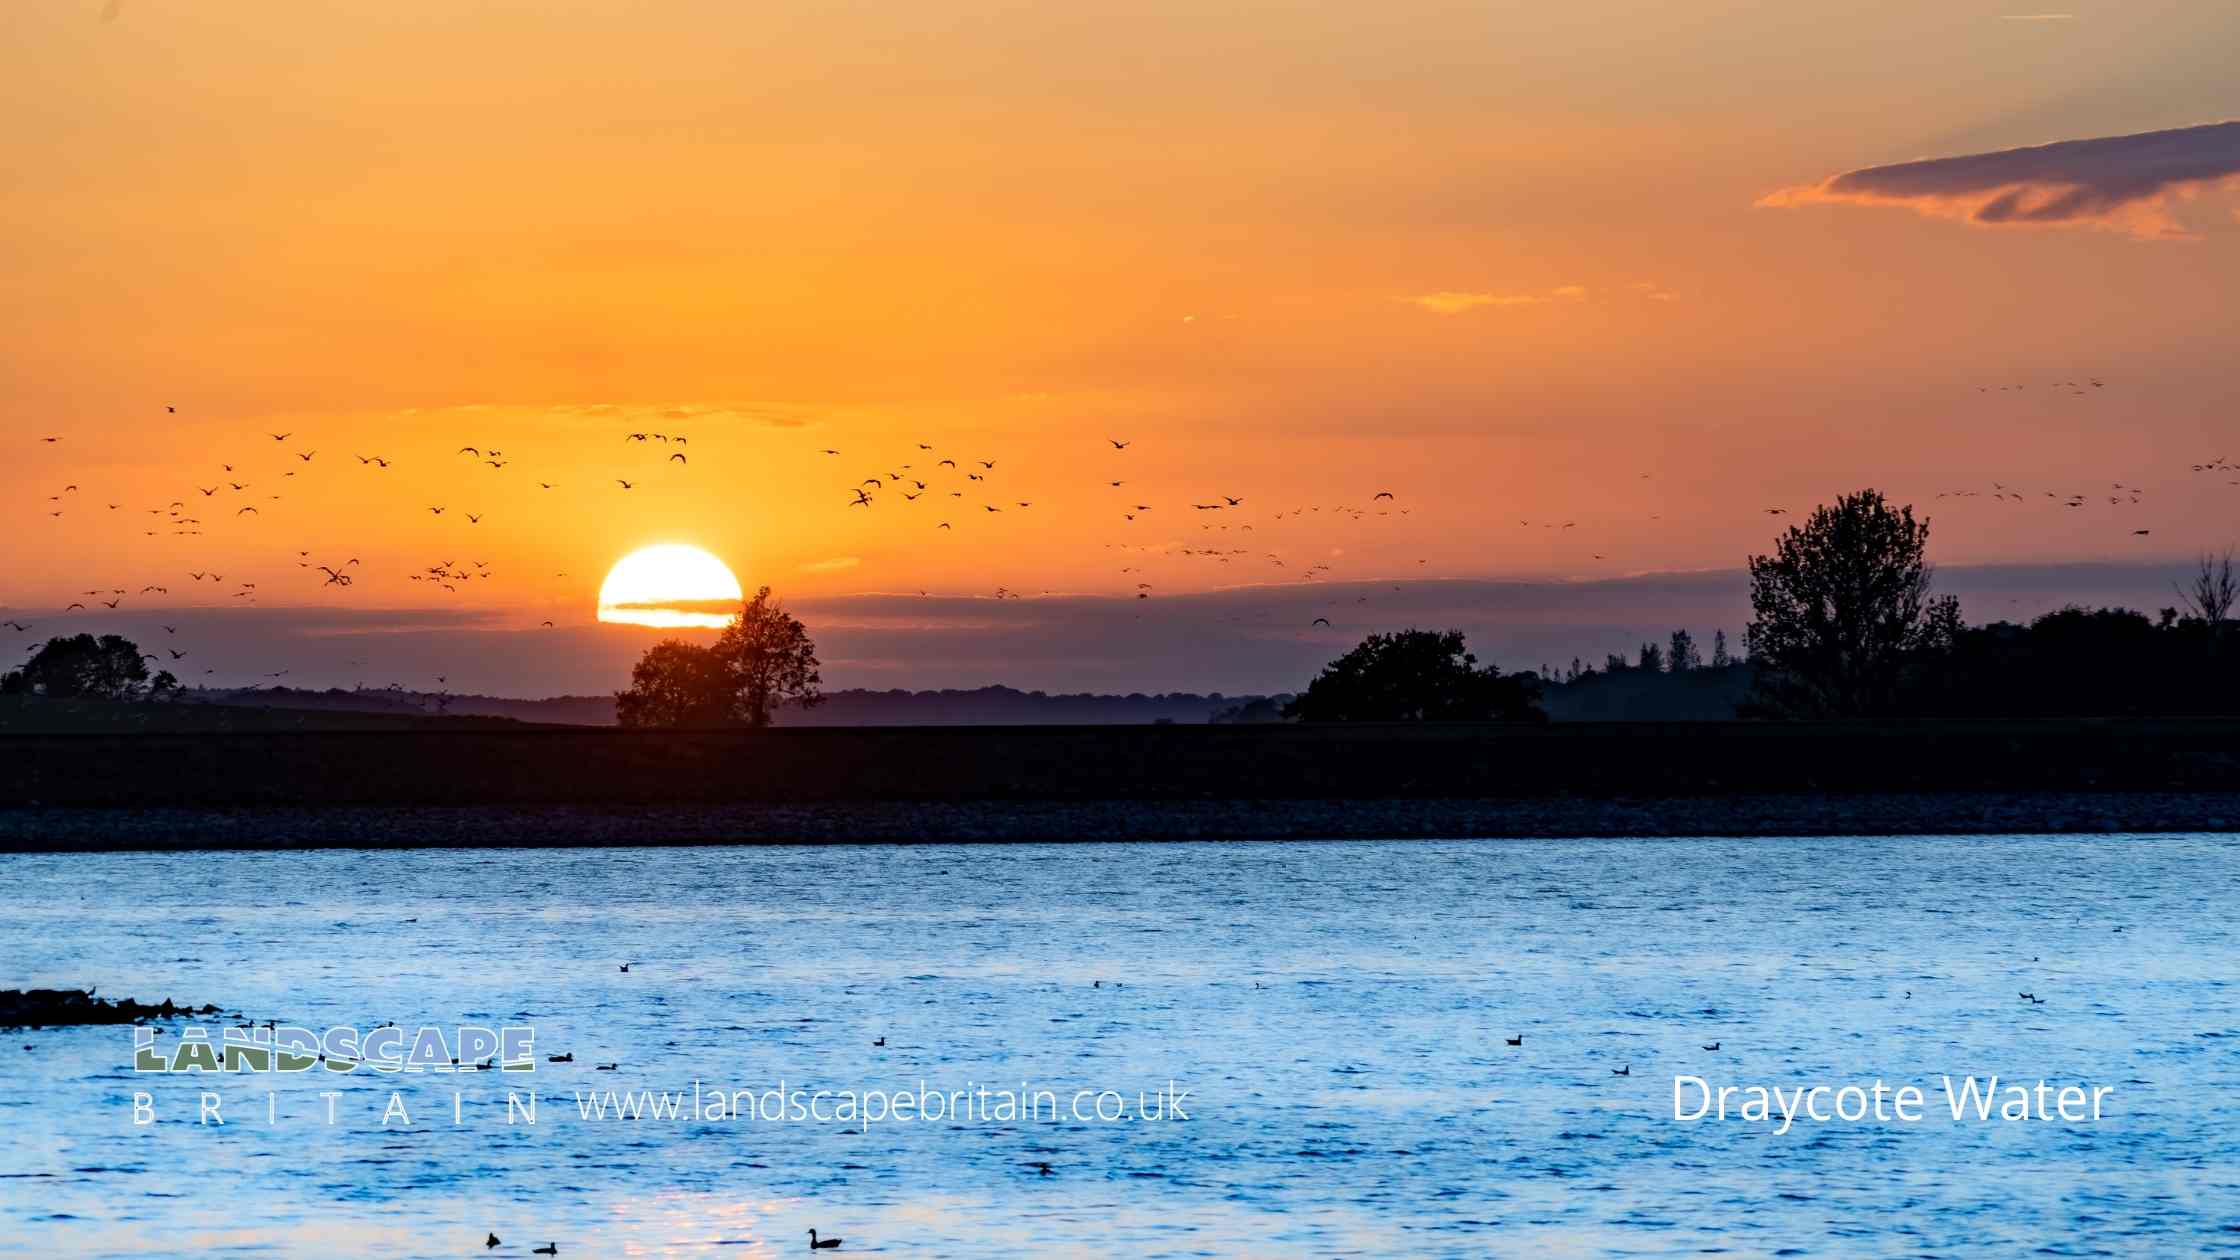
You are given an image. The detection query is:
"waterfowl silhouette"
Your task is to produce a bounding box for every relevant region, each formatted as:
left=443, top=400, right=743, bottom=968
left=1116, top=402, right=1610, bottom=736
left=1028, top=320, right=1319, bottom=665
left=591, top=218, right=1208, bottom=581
left=1612, top=1065, right=1630, bottom=1076
left=533, top=1245, right=557, bottom=1256
left=808, top=1228, right=842, bottom=1249
left=486, top=1233, right=500, bottom=1249
left=619, top=963, right=631, bottom=972
left=1703, top=1042, right=1721, bottom=1051
left=547, top=1053, right=573, bottom=1063
left=1504, top=1035, right=1521, bottom=1046
left=872, top=1037, right=885, bottom=1047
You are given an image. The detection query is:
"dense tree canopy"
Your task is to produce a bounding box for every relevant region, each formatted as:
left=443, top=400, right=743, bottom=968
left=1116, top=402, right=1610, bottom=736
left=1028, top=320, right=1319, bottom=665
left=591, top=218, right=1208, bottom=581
left=1284, top=629, right=1542, bottom=722
left=716, top=586, right=824, bottom=728
left=1745, top=490, right=1960, bottom=718
left=613, top=640, right=738, bottom=728
left=614, top=587, right=824, bottom=728
left=0, top=634, right=176, bottom=701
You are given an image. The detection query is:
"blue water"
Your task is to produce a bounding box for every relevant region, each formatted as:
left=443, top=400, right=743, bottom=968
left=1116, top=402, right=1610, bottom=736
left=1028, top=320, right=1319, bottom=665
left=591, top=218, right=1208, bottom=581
left=1, top=836, right=2236, bottom=1257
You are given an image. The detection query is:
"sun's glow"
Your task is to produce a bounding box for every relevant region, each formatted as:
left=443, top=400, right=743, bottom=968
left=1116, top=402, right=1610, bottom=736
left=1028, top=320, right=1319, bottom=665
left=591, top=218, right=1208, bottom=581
left=596, top=544, right=744, bottom=629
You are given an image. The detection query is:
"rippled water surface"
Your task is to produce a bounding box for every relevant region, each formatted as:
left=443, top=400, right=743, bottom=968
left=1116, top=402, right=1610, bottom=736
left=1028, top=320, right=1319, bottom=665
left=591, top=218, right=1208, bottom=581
left=3, top=835, right=2237, bottom=1257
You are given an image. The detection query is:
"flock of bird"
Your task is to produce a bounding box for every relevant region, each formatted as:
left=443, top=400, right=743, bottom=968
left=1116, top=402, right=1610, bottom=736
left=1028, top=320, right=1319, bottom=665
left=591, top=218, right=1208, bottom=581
left=9, top=373, right=2187, bottom=688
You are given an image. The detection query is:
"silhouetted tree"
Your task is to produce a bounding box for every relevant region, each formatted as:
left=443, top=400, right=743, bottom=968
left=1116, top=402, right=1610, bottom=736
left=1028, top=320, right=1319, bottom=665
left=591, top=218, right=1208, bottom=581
left=1283, top=629, right=1542, bottom=722
left=1638, top=642, right=1665, bottom=673
left=615, top=588, right=824, bottom=728
left=1745, top=489, right=1960, bottom=717
left=1710, top=629, right=1731, bottom=669
left=614, top=640, right=738, bottom=728
left=714, top=586, right=824, bottom=727
left=2176, top=549, right=2238, bottom=640
left=0, top=634, right=176, bottom=701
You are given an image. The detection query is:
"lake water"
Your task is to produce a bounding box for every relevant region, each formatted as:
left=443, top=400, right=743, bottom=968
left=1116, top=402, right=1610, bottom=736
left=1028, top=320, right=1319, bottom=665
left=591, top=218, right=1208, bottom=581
left=2, top=836, right=2236, bottom=1258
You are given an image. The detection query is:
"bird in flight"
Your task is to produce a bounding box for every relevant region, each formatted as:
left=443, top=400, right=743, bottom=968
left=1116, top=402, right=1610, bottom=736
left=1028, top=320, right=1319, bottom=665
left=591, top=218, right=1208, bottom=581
left=466, top=513, right=482, bottom=524
left=236, top=506, right=258, bottom=515
left=669, top=452, right=687, bottom=464
left=615, top=479, right=634, bottom=490
left=1109, top=439, right=1130, bottom=449
left=978, top=460, right=996, bottom=469
left=429, top=506, right=445, bottom=515
left=1373, top=491, right=1395, bottom=501
left=850, top=489, right=873, bottom=506
left=1311, top=617, right=1330, bottom=627
left=269, top=432, right=291, bottom=441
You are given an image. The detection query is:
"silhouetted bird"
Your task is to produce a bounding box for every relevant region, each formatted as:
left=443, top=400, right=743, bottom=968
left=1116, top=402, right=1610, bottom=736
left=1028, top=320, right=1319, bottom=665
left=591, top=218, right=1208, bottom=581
left=1612, top=1065, right=1630, bottom=1076
left=808, top=1229, right=842, bottom=1250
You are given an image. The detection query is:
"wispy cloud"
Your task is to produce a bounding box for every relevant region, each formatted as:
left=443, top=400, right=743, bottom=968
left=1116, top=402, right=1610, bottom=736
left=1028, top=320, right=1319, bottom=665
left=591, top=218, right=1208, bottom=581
left=1759, top=120, right=2240, bottom=239
left=800, top=556, right=861, bottom=574
left=1401, top=286, right=1589, bottom=315
left=1998, top=13, right=2077, bottom=21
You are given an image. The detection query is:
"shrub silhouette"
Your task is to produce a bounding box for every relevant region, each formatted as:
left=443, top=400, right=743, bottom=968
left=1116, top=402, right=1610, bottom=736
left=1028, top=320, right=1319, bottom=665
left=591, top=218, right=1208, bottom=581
left=1284, top=629, right=1542, bottom=722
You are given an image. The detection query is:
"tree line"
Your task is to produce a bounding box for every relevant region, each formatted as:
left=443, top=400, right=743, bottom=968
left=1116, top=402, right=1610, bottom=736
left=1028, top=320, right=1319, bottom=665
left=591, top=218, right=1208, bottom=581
left=13, top=489, right=2235, bottom=724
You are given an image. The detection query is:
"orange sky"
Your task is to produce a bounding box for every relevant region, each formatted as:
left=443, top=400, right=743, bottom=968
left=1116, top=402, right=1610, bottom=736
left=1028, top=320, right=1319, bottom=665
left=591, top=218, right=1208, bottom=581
left=5, top=1, right=2240, bottom=689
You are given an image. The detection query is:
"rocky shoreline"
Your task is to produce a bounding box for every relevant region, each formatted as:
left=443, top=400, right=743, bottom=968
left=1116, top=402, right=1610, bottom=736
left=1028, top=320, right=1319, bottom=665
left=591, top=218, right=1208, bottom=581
left=3, top=791, right=2238, bottom=850
left=0, top=988, right=223, bottom=1028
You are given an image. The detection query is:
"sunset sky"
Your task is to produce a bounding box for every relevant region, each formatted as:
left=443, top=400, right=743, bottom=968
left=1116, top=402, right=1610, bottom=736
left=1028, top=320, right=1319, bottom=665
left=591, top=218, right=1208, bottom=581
left=6, top=1, right=2239, bottom=694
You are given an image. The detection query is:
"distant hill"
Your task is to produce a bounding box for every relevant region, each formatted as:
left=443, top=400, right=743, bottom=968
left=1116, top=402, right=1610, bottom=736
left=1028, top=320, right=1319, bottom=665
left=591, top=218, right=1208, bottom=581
left=172, top=684, right=1277, bottom=727
left=0, top=694, right=528, bottom=734
left=153, top=672, right=1754, bottom=727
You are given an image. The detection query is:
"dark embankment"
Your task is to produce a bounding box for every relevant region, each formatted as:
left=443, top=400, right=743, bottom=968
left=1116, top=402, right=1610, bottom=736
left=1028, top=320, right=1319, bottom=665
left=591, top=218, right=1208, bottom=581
left=4, top=720, right=2240, bottom=847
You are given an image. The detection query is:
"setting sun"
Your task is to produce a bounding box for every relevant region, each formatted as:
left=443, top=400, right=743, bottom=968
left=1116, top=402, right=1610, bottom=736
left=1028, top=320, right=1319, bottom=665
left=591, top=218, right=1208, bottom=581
left=596, top=544, right=743, bottom=629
